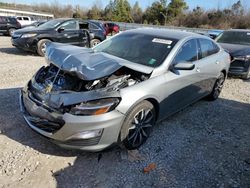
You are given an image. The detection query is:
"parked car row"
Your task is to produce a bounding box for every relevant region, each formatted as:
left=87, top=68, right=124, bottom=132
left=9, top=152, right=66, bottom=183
left=11, top=18, right=108, bottom=56
left=0, top=16, right=21, bottom=36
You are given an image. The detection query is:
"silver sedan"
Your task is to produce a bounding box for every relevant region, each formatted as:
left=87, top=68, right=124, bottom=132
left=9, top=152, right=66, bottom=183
left=20, top=28, right=230, bottom=151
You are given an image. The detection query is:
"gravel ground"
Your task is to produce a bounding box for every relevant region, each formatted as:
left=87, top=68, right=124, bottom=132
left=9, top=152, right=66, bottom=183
left=0, top=36, right=250, bottom=188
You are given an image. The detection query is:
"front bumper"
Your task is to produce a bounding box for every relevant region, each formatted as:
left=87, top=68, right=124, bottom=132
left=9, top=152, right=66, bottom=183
left=229, top=59, right=250, bottom=76
left=20, top=89, right=125, bottom=151
left=11, top=37, right=37, bottom=53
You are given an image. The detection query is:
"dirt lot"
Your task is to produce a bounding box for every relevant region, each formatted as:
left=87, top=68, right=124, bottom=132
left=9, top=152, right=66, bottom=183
left=0, top=36, right=250, bottom=188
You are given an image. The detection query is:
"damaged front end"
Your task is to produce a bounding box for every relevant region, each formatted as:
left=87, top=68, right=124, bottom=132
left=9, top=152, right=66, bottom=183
left=21, top=42, right=151, bottom=137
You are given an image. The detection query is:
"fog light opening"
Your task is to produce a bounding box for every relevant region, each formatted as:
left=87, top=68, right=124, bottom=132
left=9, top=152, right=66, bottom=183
left=67, top=129, right=103, bottom=140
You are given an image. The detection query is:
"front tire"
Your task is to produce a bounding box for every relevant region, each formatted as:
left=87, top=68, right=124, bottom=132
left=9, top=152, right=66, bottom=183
left=120, top=101, right=156, bottom=150
left=37, top=39, right=51, bottom=56
left=206, top=72, right=225, bottom=101
left=8, top=28, right=16, bottom=36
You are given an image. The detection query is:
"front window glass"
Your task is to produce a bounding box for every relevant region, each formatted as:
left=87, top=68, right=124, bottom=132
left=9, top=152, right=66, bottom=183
left=38, top=19, right=62, bottom=29
left=60, top=21, right=77, bottom=30
left=173, top=39, right=198, bottom=64
left=216, top=31, right=250, bottom=45
left=94, top=33, right=177, bottom=67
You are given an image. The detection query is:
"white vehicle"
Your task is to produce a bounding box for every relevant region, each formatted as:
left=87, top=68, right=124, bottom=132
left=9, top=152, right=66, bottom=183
left=16, top=16, right=36, bottom=27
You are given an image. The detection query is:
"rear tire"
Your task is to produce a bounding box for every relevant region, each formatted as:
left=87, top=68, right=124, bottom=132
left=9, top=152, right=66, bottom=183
left=37, top=39, right=51, bottom=56
left=90, top=39, right=101, bottom=47
left=206, top=72, right=225, bottom=101
left=120, top=101, right=156, bottom=150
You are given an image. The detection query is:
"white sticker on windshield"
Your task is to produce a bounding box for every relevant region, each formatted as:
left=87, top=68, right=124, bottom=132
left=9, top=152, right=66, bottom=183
left=152, top=38, right=173, bottom=45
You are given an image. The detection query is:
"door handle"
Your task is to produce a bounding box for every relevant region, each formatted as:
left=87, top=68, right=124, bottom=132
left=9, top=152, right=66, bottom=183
left=215, top=61, right=220, bottom=64
left=196, top=67, right=201, bottom=72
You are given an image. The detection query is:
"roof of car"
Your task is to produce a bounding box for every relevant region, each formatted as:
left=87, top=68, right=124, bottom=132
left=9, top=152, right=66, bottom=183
left=228, top=29, right=250, bottom=32
left=125, top=28, right=203, bottom=40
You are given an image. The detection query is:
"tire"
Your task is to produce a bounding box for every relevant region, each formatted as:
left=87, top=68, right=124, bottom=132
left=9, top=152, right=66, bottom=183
left=37, top=39, right=51, bottom=56
left=120, top=101, right=156, bottom=150
left=8, top=28, right=16, bottom=36
left=206, top=72, right=225, bottom=101
left=90, top=39, right=101, bottom=47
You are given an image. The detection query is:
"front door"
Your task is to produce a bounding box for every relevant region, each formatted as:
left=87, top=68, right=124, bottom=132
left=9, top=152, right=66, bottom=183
left=159, top=39, right=204, bottom=119
left=57, top=20, right=81, bottom=45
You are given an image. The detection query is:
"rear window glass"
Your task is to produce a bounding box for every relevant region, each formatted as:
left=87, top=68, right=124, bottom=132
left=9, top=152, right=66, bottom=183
left=23, top=17, right=29, bottom=21
left=216, top=31, right=250, bottom=45
left=199, top=39, right=220, bottom=58
left=173, top=39, right=198, bottom=63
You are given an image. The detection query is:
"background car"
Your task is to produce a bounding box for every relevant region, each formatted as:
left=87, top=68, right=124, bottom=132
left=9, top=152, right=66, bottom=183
left=16, top=16, right=36, bottom=27
left=20, top=29, right=230, bottom=151
left=208, top=30, right=224, bottom=39
left=11, top=18, right=101, bottom=56
left=104, top=22, right=120, bottom=35
left=0, top=16, right=21, bottom=36
left=216, top=29, right=250, bottom=79
left=23, top=20, right=47, bottom=29
left=85, top=20, right=107, bottom=47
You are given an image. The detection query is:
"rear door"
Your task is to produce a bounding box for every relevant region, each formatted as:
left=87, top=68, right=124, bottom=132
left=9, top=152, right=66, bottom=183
left=57, top=20, right=82, bottom=45
left=196, top=38, right=221, bottom=94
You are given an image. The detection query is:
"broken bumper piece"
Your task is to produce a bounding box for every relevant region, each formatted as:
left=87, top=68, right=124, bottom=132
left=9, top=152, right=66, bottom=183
left=20, top=89, right=125, bottom=152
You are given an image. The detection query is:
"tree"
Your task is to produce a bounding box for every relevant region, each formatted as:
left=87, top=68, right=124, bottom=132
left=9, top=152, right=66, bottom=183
left=87, top=5, right=102, bottom=19
left=131, top=1, right=143, bottom=23
left=103, top=0, right=133, bottom=22
left=231, top=0, right=244, bottom=16
left=143, top=0, right=167, bottom=25
left=167, top=0, right=188, bottom=20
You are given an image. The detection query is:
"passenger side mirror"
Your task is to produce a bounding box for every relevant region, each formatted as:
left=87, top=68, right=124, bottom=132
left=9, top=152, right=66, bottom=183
left=173, top=61, right=195, bottom=70
left=58, top=27, right=65, bottom=33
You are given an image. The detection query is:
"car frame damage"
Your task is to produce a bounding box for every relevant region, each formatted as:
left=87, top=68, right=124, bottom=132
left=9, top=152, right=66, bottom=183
left=19, top=42, right=152, bottom=149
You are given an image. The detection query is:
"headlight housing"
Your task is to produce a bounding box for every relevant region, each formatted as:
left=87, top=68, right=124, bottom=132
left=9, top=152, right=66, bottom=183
left=21, top=33, right=37, bottom=38
left=70, top=98, right=120, bottom=116
left=234, top=55, right=250, bottom=61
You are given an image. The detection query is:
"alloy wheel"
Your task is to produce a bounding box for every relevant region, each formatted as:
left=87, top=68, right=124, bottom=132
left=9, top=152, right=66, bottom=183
left=213, top=75, right=225, bottom=98
left=126, top=109, right=154, bottom=148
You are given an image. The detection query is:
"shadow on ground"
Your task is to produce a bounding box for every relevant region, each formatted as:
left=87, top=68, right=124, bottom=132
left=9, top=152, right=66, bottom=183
left=0, top=46, right=37, bottom=56
left=0, top=87, right=250, bottom=187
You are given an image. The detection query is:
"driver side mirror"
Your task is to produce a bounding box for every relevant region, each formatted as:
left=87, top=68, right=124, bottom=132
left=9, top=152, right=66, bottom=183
left=173, top=61, right=195, bottom=70
left=58, top=27, right=65, bottom=33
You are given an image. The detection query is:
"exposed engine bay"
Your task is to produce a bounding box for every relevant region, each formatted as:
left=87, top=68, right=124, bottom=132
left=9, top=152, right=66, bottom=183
left=35, top=64, right=149, bottom=93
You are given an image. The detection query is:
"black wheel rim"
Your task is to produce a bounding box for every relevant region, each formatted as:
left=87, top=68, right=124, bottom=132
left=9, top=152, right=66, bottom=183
left=214, top=75, right=225, bottom=98
left=127, top=109, right=154, bottom=148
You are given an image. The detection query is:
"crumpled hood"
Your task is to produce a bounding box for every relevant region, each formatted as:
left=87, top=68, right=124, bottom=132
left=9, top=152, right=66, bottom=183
left=219, top=42, right=250, bottom=57
left=45, top=42, right=153, bottom=81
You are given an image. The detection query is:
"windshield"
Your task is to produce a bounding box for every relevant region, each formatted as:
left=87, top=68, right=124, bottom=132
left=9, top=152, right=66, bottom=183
left=93, top=32, right=177, bottom=67
left=38, top=19, right=62, bottom=29
left=216, top=31, right=250, bottom=46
